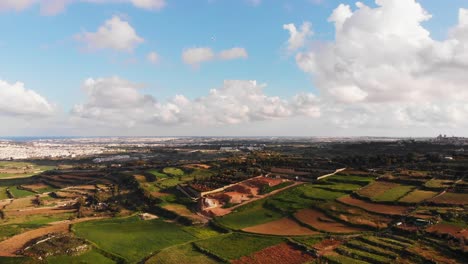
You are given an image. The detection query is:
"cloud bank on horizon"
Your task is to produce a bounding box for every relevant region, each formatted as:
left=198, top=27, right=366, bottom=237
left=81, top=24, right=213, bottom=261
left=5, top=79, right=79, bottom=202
left=1, top=0, right=468, bottom=136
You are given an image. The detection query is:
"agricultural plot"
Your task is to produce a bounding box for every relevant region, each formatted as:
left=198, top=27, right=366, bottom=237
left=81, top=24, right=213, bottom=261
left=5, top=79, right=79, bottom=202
left=336, top=244, right=393, bottom=264
left=0, top=162, right=54, bottom=179
left=294, top=208, right=365, bottom=233
left=146, top=170, right=169, bottom=179
left=147, top=244, right=218, bottom=264
left=265, top=184, right=346, bottom=214
left=0, top=186, right=8, bottom=200
left=314, top=182, right=363, bottom=193
left=424, top=179, right=455, bottom=189
left=337, top=196, right=408, bottom=215
left=216, top=199, right=282, bottom=230
left=8, top=186, right=35, bottom=199
left=231, top=243, right=315, bottom=264
left=357, top=181, right=415, bottom=202
left=356, top=181, right=399, bottom=199
left=47, top=249, right=115, bottom=264
left=325, top=174, right=375, bottom=186
left=193, top=233, right=283, bottom=261
left=162, top=167, right=185, bottom=177
left=242, top=217, right=319, bottom=236
left=314, top=201, right=391, bottom=229
left=398, top=189, right=438, bottom=203
left=73, top=216, right=196, bottom=263
left=429, top=192, right=468, bottom=205
left=371, top=184, right=415, bottom=202
left=426, top=222, right=468, bottom=240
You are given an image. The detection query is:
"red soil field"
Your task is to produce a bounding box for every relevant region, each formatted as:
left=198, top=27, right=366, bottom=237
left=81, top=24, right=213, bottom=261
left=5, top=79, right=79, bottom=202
left=429, top=192, right=468, bottom=205
left=426, top=223, right=468, bottom=240
left=313, top=239, right=343, bottom=256
left=242, top=217, right=319, bottom=236
left=337, top=196, right=408, bottom=216
left=294, top=208, right=365, bottom=233
left=231, top=243, right=314, bottom=264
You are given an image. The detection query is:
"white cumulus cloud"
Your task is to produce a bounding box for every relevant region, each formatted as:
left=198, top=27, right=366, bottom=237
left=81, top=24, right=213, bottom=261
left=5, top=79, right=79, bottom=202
left=283, top=22, right=313, bottom=52
left=182, top=47, right=215, bottom=67
left=218, top=47, right=248, bottom=60
left=75, top=15, right=144, bottom=52
left=294, top=0, right=468, bottom=129
left=0, top=79, right=55, bottom=117
left=183, top=47, right=249, bottom=67
left=71, top=77, right=321, bottom=127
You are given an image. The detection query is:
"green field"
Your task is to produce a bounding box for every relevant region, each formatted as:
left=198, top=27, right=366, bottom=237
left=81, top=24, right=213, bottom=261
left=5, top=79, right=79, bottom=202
left=424, top=179, right=454, bottom=189
left=73, top=216, right=196, bottom=263
left=315, top=182, right=363, bottom=192
left=8, top=186, right=35, bottom=198
left=147, top=244, right=218, bottom=264
left=0, top=161, right=55, bottom=179
left=162, top=167, right=185, bottom=176
left=47, top=249, right=115, bottom=264
left=147, top=170, right=169, bottom=179
left=182, top=225, right=222, bottom=239
left=292, top=236, right=323, bottom=248
left=194, top=233, right=283, bottom=261
left=327, top=174, right=375, bottom=186
left=216, top=199, right=282, bottom=230
left=372, top=185, right=415, bottom=202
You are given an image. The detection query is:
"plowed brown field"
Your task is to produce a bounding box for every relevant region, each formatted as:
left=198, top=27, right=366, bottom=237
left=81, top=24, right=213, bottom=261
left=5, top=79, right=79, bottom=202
left=242, top=217, right=319, bottom=236
left=294, top=208, right=365, bottom=233
left=338, top=196, right=408, bottom=215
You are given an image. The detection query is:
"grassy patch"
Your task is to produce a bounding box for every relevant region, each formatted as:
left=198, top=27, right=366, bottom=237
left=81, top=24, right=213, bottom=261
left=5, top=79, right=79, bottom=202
left=315, top=183, right=362, bottom=192
left=216, top=199, right=282, bottom=230
left=182, top=226, right=222, bottom=239
left=194, top=233, right=283, bottom=260
left=47, top=249, right=115, bottom=264
left=147, top=244, right=219, bottom=264
left=292, top=236, right=324, bottom=248
left=372, top=185, right=415, bottom=202
left=73, top=216, right=196, bottom=263
left=163, top=167, right=185, bottom=177
left=147, top=170, right=169, bottom=179
left=424, top=179, right=454, bottom=189
left=398, top=190, right=437, bottom=203
left=327, top=174, right=375, bottom=186
left=259, top=181, right=294, bottom=194
left=9, top=186, right=35, bottom=198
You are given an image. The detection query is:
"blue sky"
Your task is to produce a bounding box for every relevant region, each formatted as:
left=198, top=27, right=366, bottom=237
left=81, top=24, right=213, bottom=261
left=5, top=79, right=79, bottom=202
left=1, top=0, right=468, bottom=136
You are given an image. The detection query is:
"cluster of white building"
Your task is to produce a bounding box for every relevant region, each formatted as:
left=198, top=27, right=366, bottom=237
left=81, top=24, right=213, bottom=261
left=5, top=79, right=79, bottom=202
left=0, top=141, right=106, bottom=160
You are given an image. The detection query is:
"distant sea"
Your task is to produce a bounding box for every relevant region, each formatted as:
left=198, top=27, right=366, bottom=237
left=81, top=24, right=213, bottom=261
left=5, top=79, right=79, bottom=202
left=0, top=136, right=79, bottom=142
